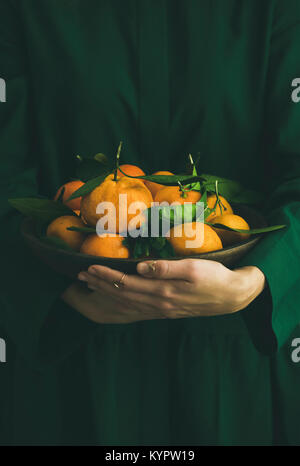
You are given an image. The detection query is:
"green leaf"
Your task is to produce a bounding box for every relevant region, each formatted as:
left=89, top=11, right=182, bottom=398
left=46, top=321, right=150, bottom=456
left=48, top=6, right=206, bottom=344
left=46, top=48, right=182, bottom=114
left=199, top=189, right=208, bottom=215
left=189, top=182, right=201, bottom=192
left=76, top=155, right=111, bottom=182
left=204, top=208, right=213, bottom=220
left=147, top=174, right=203, bottom=185
left=149, top=202, right=205, bottom=228
left=206, top=222, right=286, bottom=235
left=201, top=174, right=262, bottom=205
left=150, top=236, right=166, bottom=251
left=159, top=240, right=175, bottom=258
left=67, top=226, right=96, bottom=234
left=144, top=243, right=151, bottom=257
left=122, top=237, right=130, bottom=248
left=122, top=234, right=176, bottom=259
left=68, top=173, right=206, bottom=201
left=68, top=170, right=262, bottom=203
left=133, top=240, right=144, bottom=258
left=94, top=153, right=109, bottom=165
left=8, top=198, right=74, bottom=223
left=115, top=169, right=261, bottom=205
left=56, top=186, right=65, bottom=203
left=67, top=173, right=108, bottom=200
left=116, top=169, right=205, bottom=186
left=186, top=153, right=201, bottom=191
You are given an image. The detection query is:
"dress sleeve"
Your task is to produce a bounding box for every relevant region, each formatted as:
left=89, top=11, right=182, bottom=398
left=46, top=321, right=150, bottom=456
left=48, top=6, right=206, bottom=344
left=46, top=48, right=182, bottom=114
left=237, top=0, right=300, bottom=352
left=0, top=0, right=97, bottom=367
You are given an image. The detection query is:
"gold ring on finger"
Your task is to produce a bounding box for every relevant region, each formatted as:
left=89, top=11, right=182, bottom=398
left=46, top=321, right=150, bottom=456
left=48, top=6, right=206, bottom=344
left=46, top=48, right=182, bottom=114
left=113, top=272, right=126, bottom=289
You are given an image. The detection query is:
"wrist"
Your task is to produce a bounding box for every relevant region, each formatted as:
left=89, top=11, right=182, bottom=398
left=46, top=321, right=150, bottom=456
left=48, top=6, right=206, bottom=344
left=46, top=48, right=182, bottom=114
left=231, top=266, right=266, bottom=312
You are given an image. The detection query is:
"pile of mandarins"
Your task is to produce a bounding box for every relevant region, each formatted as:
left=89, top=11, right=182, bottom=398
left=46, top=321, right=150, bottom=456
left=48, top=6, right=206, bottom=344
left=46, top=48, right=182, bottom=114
left=47, top=164, right=250, bottom=258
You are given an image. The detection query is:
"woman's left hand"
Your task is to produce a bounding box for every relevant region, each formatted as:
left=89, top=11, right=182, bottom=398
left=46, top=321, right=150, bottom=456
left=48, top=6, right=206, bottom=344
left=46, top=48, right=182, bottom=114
left=79, top=259, right=266, bottom=319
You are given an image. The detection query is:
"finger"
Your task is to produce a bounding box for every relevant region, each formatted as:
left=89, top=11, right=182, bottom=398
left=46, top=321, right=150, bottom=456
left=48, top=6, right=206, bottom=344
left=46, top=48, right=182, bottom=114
left=136, top=259, right=198, bottom=281
left=85, top=265, right=176, bottom=295
left=81, top=271, right=166, bottom=310
left=84, top=278, right=164, bottom=319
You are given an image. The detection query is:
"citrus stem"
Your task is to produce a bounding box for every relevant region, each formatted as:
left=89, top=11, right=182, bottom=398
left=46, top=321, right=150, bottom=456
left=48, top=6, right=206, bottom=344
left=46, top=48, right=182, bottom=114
left=214, top=180, right=226, bottom=214
left=178, top=181, right=188, bottom=199
left=113, top=141, right=123, bottom=181
left=186, top=153, right=201, bottom=192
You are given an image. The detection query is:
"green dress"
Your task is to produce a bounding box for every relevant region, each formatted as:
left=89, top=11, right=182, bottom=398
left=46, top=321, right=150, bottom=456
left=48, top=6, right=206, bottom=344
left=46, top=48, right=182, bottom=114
left=1, top=0, right=300, bottom=446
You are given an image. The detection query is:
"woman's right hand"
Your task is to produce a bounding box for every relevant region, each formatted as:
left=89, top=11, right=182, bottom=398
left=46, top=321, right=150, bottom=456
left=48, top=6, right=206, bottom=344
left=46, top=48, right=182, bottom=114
left=61, top=281, right=165, bottom=324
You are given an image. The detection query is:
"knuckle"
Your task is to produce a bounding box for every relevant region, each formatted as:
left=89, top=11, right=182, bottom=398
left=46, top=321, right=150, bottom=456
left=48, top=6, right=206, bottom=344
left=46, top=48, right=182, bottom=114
left=86, top=277, right=98, bottom=288
left=160, top=299, right=173, bottom=312
left=155, top=261, right=169, bottom=278
left=88, top=266, right=101, bottom=277
left=187, top=262, right=200, bottom=280
left=157, top=284, right=173, bottom=299
left=178, top=279, right=190, bottom=291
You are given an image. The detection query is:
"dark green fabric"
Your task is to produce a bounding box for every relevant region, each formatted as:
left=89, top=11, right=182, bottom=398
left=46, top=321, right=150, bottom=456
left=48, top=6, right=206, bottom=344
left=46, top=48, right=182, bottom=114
left=0, top=0, right=300, bottom=445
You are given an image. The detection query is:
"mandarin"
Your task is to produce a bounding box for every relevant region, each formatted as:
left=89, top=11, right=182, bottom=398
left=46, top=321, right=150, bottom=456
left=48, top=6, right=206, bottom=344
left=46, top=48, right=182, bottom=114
left=117, top=164, right=145, bottom=179
left=205, top=194, right=233, bottom=222
left=154, top=186, right=201, bottom=205
left=46, top=215, right=85, bottom=251
left=80, top=173, right=153, bottom=233
left=168, top=222, right=223, bottom=256
left=144, top=171, right=174, bottom=198
left=210, top=214, right=250, bottom=246
left=80, top=233, right=129, bottom=258
left=54, top=180, right=84, bottom=211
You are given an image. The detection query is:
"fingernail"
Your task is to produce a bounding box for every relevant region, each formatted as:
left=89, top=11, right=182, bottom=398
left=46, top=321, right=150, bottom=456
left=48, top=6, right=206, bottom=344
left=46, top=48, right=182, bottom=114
left=138, top=263, right=150, bottom=274
left=148, top=261, right=156, bottom=272
left=88, top=267, right=98, bottom=276
left=78, top=273, right=88, bottom=282
left=138, top=261, right=156, bottom=274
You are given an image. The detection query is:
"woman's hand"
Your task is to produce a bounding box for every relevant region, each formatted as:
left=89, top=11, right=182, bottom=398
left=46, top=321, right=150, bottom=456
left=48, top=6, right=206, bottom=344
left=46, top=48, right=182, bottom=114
left=61, top=279, right=167, bottom=324
left=72, top=259, right=266, bottom=323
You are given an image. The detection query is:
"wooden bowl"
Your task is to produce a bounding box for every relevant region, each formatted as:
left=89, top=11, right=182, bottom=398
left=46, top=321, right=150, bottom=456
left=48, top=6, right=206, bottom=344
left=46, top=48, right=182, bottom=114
left=21, top=205, right=266, bottom=279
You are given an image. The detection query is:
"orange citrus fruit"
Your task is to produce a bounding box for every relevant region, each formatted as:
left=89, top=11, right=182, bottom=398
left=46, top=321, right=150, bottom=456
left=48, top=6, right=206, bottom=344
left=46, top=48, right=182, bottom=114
left=168, top=222, right=223, bottom=256
left=144, top=171, right=174, bottom=198
left=205, top=194, right=233, bottom=222
left=117, top=164, right=145, bottom=179
left=80, top=173, right=153, bottom=232
left=80, top=233, right=129, bottom=258
left=210, top=214, right=250, bottom=246
left=54, top=180, right=84, bottom=211
left=154, top=186, right=201, bottom=205
left=46, top=215, right=86, bottom=251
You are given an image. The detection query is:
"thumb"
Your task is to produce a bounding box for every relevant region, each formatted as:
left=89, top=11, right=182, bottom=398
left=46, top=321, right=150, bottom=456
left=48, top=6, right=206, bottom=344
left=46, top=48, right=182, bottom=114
left=137, top=259, right=194, bottom=281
